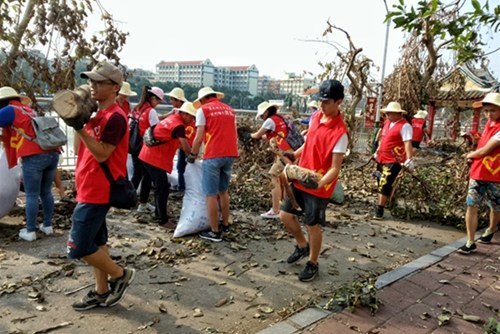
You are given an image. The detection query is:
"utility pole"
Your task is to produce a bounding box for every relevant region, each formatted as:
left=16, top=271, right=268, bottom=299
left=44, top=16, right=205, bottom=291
left=372, top=0, right=391, bottom=152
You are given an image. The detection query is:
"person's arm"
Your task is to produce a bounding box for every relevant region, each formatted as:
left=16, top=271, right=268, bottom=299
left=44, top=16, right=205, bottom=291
left=317, top=152, right=345, bottom=189
left=149, top=108, right=160, bottom=126
left=178, top=137, right=191, bottom=155
left=404, top=140, right=414, bottom=160
left=250, top=126, right=268, bottom=139
left=171, top=125, right=191, bottom=155
left=73, top=129, right=81, bottom=155
left=76, top=113, right=126, bottom=163
left=0, top=106, right=15, bottom=127
left=191, top=125, right=204, bottom=156
left=467, top=136, right=500, bottom=159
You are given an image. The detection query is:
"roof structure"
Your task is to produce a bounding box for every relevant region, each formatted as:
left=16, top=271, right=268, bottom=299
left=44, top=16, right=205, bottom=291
left=434, top=63, right=499, bottom=108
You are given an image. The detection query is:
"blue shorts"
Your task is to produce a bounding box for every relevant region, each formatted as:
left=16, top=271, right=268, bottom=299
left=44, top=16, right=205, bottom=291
left=202, top=157, right=235, bottom=196
left=466, top=179, right=500, bottom=211
left=67, top=203, right=110, bottom=259
left=281, top=185, right=329, bottom=226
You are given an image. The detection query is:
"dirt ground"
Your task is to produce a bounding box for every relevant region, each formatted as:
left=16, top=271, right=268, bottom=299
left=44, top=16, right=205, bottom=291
left=0, top=188, right=466, bottom=334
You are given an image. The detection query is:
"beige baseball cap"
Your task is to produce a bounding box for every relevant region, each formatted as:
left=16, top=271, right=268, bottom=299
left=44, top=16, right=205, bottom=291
left=80, top=61, right=124, bottom=86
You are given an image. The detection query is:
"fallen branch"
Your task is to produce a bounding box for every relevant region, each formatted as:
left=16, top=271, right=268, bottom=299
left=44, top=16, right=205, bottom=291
left=11, top=315, right=37, bottom=323
left=32, top=321, right=73, bottom=334
left=64, top=282, right=94, bottom=296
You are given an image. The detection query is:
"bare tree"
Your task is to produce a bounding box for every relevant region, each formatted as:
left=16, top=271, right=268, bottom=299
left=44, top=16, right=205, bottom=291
left=0, top=0, right=128, bottom=101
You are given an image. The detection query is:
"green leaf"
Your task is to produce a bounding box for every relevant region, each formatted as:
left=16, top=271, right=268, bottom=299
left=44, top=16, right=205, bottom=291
left=471, top=0, right=481, bottom=12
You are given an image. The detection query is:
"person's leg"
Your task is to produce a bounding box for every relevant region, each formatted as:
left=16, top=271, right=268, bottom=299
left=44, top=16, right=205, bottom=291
left=465, top=206, right=479, bottom=242
left=177, top=150, right=187, bottom=191
left=218, top=157, right=234, bottom=227
left=21, top=155, right=43, bottom=232
left=374, top=163, right=401, bottom=218
left=54, top=168, right=65, bottom=198
left=307, top=224, right=322, bottom=263
left=144, top=163, right=169, bottom=224
left=40, top=152, right=59, bottom=228
left=487, top=209, right=500, bottom=234
left=139, top=163, right=152, bottom=204
left=131, top=152, right=143, bottom=189
left=207, top=195, right=220, bottom=231
left=271, top=175, right=282, bottom=213
left=281, top=211, right=307, bottom=247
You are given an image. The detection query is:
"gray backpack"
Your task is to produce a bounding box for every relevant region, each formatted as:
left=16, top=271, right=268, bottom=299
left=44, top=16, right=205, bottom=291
left=11, top=107, right=67, bottom=151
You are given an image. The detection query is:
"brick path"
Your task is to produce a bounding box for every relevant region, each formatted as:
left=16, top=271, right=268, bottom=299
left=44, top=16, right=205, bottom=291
left=258, top=233, right=499, bottom=334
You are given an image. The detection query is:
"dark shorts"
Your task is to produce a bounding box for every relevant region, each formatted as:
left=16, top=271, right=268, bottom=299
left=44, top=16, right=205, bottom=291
left=411, top=141, right=421, bottom=148
left=67, top=203, right=110, bottom=259
left=376, top=163, right=402, bottom=197
left=280, top=184, right=329, bottom=226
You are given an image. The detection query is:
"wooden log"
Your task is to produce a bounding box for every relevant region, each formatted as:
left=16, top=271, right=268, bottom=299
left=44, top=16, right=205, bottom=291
left=52, top=85, right=97, bottom=119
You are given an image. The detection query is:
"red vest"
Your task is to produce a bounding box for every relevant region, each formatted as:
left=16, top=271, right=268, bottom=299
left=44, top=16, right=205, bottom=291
left=139, top=113, right=184, bottom=173
left=76, top=103, right=129, bottom=204
left=267, top=115, right=292, bottom=151
left=411, top=118, right=425, bottom=142
left=185, top=120, right=196, bottom=147
left=118, top=99, right=131, bottom=116
left=133, top=102, right=154, bottom=137
left=294, top=111, right=347, bottom=198
left=2, top=101, right=58, bottom=168
left=377, top=119, right=408, bottom=163
left=470, top=120, right=500, bottom=182
left=200, top=98, right=238, bottom=159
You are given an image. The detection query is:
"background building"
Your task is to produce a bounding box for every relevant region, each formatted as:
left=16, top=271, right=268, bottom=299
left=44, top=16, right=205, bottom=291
left=156, top=59, right=258, bottom=95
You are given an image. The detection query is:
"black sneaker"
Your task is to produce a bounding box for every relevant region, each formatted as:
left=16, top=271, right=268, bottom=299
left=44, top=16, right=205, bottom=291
left=105, top=268, right=136, bottom=307
left=458, top=243, right=477, bottom=255
left=477, top=233, right=494, bottom=244
left=72, top=290, right=109, bottom=311
left=372, top=206, right=384, bottom=220
left=219, top=223, right=230, bottom=233
left=199, top=230, right=222, bottom=242
left=287, top=244, right=310, bottom=264
left=299, top=261, right=319, bottom=282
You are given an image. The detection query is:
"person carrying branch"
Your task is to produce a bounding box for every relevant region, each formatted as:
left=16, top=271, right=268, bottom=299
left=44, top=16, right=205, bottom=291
left=279, top=79, right=348, bottom=282
left=458, top=92, right=500, bottom=254
left=372, top=102, right=414, bottom=220
left=249, top=101, right=293, bottom=219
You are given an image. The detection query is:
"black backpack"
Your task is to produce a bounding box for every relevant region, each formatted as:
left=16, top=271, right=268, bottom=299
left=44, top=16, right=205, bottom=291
left=274, top=115, right=305, bottom=150
left=128, top=110, right=144, bottom=154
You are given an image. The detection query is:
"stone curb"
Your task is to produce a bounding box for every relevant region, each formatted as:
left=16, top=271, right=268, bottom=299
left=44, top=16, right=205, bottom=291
left=256, top=231, right=483, bottom=334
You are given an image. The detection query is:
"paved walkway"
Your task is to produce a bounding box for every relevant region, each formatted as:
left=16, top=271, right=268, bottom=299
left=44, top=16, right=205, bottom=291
left=257, top=232, right=499, bottom=334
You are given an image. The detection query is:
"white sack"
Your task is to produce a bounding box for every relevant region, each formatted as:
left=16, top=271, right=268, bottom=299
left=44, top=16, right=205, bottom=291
left=0, top=150, right=21, bottom=218
left=173, top=160, right=209, bottom=238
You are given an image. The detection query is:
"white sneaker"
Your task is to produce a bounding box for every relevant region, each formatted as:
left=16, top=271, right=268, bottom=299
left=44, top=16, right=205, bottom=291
left=39, top=225, right=53, bottom=235
left=19, top=228, right=36, bottom=242
left=145, top=203, right=155, bottom=212
left=260, top=209, right=280, bottom=219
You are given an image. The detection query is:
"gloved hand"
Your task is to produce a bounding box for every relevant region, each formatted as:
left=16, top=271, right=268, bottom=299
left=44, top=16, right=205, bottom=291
left=186, top=153, right=196, bottom=164
left=403, top=158, right=415, bottom=170
left=283, top=152, right=296, bottom=163
left=62, top=115, right=87, bottom=131
left=240, top=132, right=253, bottom=142
left=298, top=176, right=319, bottom=189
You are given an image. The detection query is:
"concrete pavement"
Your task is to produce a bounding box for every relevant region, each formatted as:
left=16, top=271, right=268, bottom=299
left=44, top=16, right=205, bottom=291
left=257, top=232, right=499, bottom=334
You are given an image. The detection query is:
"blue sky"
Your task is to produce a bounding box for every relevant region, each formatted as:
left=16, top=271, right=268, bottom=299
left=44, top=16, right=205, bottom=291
left=89, top=0, right=499, bottom=81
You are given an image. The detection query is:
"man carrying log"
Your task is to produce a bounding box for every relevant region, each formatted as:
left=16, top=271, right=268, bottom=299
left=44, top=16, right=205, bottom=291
left=279, top=79, right=348, bottom=282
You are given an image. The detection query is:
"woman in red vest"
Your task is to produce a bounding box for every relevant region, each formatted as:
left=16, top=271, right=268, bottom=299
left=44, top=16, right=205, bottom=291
left=0, top=87, right=60, bottom=242
left=116, top=82, right=137, bottom=116
left=372, top=102, right=414, bottom=220
left=130, top=86, right=165, bottom=214
left=411, top=109, right=429, bottom=154
left=458, top=92, right=500, bottom=254
left=139, top=102, right=196, bottom=230
left=251, top=101, right=293, bottom=219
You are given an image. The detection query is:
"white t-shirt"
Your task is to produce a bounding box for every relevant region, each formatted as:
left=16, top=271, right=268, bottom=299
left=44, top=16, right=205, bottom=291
left=195, top=108, right=205, bottom=127
left=262, top=118, right=276, bottom=131
left=388, top=121, right=413, bottom=141
left=149, top=108, right=159, bottom=126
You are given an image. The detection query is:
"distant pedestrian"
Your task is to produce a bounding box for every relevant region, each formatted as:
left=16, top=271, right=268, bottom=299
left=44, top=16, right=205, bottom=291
left=188, top=87, right=238, bottom=242
left=280, top=79, right=348, bottom=282
left=411, top=109, right=429, bottom=154
left=372, top=102, right=414, bottom=220
left=251, top=101, right=293, bottom=219
left=63, top=60, right=135, bottom=310
left=300, top=100, right=319, bottom=125
left=458, top=92, right=500, bottom=254
left=0, top=86, right=60, bottom=241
